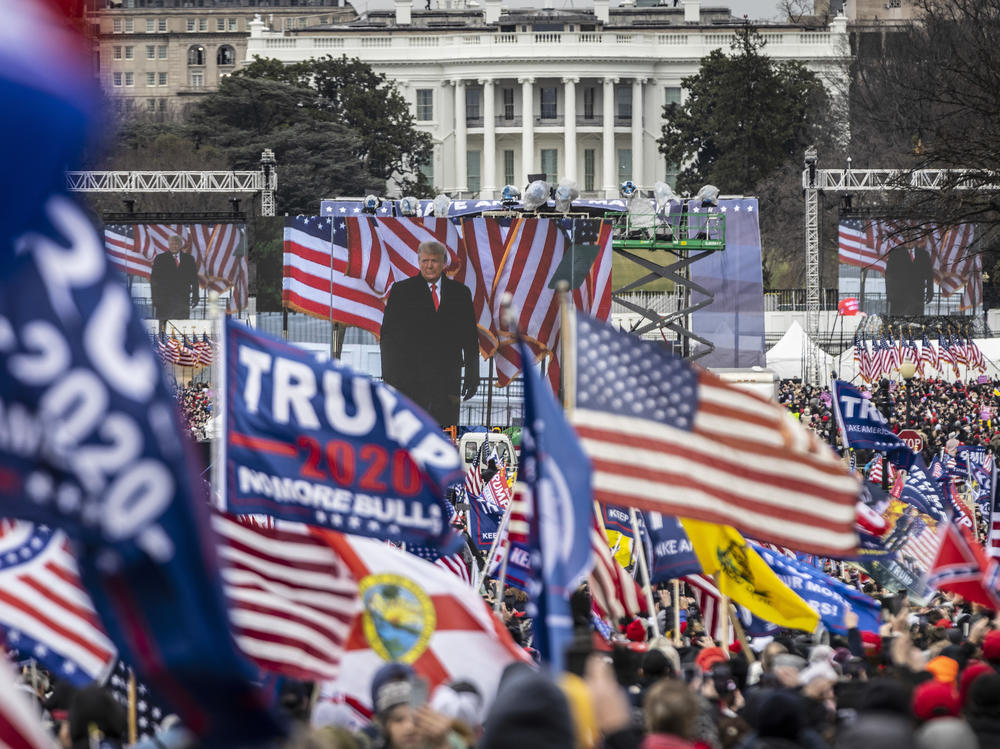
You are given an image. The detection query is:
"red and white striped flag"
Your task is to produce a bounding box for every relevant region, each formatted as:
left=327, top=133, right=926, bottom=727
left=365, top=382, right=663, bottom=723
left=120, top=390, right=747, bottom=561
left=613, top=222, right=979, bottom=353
left=456, top=218, right=511, bottom=359
left=0, top=523, right=117, bottom=685
left=282, top=216, right=384, bottom=337
left=104, top=223, right=154, bottom=279
left=682, top=574, right=736, bottom=645
left=589, top=513, right=645, bottom=622
left=212, top=514, right=361, bottom=683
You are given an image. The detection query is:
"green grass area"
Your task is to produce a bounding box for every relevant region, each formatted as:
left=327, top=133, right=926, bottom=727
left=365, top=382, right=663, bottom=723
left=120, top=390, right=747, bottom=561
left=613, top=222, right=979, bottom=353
left=611, top=248, right=679, bottom=293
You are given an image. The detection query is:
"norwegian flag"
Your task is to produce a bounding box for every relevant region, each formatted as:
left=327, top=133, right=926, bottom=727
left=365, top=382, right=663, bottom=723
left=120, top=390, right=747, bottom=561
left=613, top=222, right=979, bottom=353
left=927, top=520, right=1000, bottom=609
left=589, top=512, right=645, bottom=622
left=921, top=334, right=938, bottom=375
left=682, top=574, right=736, bottom=645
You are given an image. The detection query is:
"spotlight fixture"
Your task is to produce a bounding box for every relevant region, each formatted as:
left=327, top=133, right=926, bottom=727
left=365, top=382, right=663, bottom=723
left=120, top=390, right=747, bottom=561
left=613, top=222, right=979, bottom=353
left=362, top=195, right=380, bottom=214
left=432, top=193, right=452, bottom=217
left=399, top=196, right=419, bottom=217
left=619, top=180, right=638, bottom=199
left=696, top=185, right=719, bottom=207
left=501, top=184, right=521, bottom=207
left=522, top=180, right=549, bottom=212
left=553, top=178, right=579, bottom=213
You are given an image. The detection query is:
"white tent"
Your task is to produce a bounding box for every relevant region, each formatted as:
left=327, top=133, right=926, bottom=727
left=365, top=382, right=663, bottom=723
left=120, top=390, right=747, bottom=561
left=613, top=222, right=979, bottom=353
left=765, top=320, right=835, bottom=385
left=835, top=337, right=1000, bottom=385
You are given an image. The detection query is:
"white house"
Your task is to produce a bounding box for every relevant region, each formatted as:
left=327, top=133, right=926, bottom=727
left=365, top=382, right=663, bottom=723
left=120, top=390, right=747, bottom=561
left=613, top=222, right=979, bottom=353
left=246, top=0, right=849, bottom=198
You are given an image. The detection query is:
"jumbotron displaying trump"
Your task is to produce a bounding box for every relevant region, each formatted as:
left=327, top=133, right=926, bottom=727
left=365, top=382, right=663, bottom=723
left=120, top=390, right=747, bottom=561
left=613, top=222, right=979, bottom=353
left=379, top=240, right=480, bottom=427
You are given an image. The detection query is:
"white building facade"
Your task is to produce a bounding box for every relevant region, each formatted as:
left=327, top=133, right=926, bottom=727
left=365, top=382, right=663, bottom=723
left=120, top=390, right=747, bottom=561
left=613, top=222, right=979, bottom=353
left=246, top=2, right=849, bottom=198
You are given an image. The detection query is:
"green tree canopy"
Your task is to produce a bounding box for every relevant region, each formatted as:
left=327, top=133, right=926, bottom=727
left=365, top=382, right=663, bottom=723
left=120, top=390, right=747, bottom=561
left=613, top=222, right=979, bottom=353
left=186, top=76, right=384, bottom=214
left=238, top=55, right=434, bottom=196
left=657, top=23, right=831, bottom=195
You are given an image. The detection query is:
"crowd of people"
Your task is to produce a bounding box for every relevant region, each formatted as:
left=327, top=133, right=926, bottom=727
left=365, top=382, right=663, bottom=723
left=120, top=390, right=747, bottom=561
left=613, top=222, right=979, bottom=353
left=15, top=582, right=1000, bottom=749
left=17, top=373, right=1000, bottom=749
left=779, top=375, right=1000, bottom=462
left=175, top=383, right=213, bottom=441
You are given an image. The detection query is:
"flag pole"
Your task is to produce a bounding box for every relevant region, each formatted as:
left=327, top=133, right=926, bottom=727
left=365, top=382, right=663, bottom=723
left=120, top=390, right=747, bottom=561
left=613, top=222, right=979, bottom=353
left=629, top=508, right=659, bottom=636
left=714, top=573, right=730, bottom=646
left=672, top=579, right=682, bottom=645
left=557, top=280, right=575, bottom=413
left=727, top=603, right=755, bottom=663
left=127, top=668, right=137, bottom=745
left=210, top=292, right=227, bottom=511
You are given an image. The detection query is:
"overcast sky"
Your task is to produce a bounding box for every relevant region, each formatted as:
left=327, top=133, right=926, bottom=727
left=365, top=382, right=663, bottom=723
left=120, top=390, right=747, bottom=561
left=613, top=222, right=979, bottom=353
left=355, top=0, right=789, bottom=23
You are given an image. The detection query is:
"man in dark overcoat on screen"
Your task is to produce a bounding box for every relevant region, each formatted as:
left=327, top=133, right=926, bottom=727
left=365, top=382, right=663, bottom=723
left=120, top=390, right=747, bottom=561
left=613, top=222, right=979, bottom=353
left=150, top=234, right=199, bottom=331
left=380, top=240, right=480, bottom=427
left=884, top=244, right=934, bottom=317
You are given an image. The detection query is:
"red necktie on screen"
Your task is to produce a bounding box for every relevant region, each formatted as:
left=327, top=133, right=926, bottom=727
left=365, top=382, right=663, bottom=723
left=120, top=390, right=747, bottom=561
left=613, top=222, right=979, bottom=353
left=431, top=282, right=439, bottom=310
left=175, top=253, right=180, bottom=267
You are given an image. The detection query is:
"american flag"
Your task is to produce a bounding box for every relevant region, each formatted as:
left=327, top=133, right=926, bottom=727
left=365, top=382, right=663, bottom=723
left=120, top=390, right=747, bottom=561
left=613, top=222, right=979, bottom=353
left=885, top=329, right=902, bottom=373
left=989, top=482, right=1000, bottom=560
left=406, top=545, right=472, bottom=586
left=867, top=455, right=899, bottom=488
left=194, top=333, right=214, bottom=367
left=212, top=513, right=361, bottom=683
left=282, top=216, right=384, bottom=337
left=0, top=522, right=116, bottom=685
left=104, top=223, right=153, bottom=279
left=572, top=316, right=860, bottom=557
left=838, top=220, right=981, bottom=312
left=491, top=218, right=613, bottom=389
left=463, top=439, right=491, bottom=499
left=902, top=523, right=943, bottom=573
left=921, top=334, right=938, bottom=375
left=938, top=333, right=959, bottom=378
left=456, top=217, right=513, bottom=359
left=949, top=333, right=968, bottom=368
left=345, top=217, right=464, bottom=298
left=904, top=333, right=920, bottom=373
left=106, top=660, right=166, bottom=742
left=853, top=333, right=866, bottom=384
left=968, top=335, right=986, bottom=372
left=589, top=512, right=644, bottom=622
left=682, top=574, right=736, bottom=645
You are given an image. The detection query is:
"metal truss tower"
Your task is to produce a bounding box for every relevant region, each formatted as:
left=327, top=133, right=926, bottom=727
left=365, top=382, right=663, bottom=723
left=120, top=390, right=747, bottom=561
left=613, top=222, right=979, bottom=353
left=67, top=149, right=277, bottom=216
left=800, top=150, right=995, bottom=384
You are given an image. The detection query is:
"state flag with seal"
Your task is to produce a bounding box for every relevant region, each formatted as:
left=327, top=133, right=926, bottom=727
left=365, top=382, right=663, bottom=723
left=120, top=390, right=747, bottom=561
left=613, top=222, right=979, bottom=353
left=313, top=530, right=530, bottom=720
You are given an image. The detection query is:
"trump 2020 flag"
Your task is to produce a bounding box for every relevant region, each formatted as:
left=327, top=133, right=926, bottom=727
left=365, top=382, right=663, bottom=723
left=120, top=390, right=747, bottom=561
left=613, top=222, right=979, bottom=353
left=223, top=321, right=464, bottom=553
left=572, top=316, right=859, bottom=557
left=832, top=380, right=916, bottom=470
left=0, top=4, right=283, bottom=745
left=518, top=340, right=594, bottom=672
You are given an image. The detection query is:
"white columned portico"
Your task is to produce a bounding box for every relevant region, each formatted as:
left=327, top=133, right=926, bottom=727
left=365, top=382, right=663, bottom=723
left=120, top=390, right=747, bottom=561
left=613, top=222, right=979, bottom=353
left=602, top=76, right=618, bottom=198
left=454, top=79, right=468, bottom=194
left=563, top=76, right=578, bottom=182
left=481, top=78, right=496, bottom=198
left=520, top=76, right=534, bottom=182
left=631, top=77, right=645, bottom=187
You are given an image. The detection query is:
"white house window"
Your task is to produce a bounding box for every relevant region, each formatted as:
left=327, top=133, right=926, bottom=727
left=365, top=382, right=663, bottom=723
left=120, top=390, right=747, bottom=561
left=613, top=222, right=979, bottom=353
left=124, top=71, right=134, bottom=87
left=158, top=18, right=167, bottom=32
left=584, top=149, right=596, bottom=192
left=159, top=72, right=168, bottom=86
left=187, top=45, right=205, bottom=66
left=617, top=148, right=632, bottom=182
left=187, top=18, right=196, bottom=31
left=146, top=19, right=155, bottom=32
left=541, top=148, right=558, bottom=182
left=190, top=71, right=204, bottom=88
left=540, top=87, right=557, bottom=119
left=503, top=149, right=515, bottom=185
left=113, top=45, right=123, bottom=60
left=113, top=18, right=122, bottom=33
left=113, top=72, right=123, bottom=87
left=467, top=150, right=481, bottom=194
left=124, top=46, right=134, bottom=60
left=124, top=18, right=134, bottom=32
left=416, top=89, right=433, bottom=121
left=158, top=44, right=168, bottom=59
left=146, top=44, right=156, bottom=59
left=146, top=72, right=156, bottom=86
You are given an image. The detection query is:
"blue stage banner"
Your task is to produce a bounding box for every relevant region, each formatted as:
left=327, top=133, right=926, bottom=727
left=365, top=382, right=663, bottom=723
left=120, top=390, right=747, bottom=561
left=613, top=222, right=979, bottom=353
left=224, top=321, right=464, bottom=552
left=832, top=380, right=916, bottom=469
left=644, top=512, right=702, bottom=582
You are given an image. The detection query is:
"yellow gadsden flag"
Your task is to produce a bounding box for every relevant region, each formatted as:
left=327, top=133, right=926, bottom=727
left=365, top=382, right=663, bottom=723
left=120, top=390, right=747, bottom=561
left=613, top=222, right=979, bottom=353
left=681, top=518, right=819, bottom=632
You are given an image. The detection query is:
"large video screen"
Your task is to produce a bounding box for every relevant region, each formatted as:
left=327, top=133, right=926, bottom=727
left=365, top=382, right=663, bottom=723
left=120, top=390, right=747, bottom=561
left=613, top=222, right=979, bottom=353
left=838, top=219, right=981, bottom=317
left=102, top=222, right=248, bottom=318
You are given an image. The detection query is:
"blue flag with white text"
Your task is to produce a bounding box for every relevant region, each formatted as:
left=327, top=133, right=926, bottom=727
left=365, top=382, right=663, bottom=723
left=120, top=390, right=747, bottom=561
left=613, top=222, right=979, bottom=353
left=644, top=512, right=702, bottom=581
left=224, top=321, right=464, bottom=554
left=518, top=342, right=593, bottom=673
left=0, top=6, right=284, bottom=743
left=832, top=380, right=916, bottom=469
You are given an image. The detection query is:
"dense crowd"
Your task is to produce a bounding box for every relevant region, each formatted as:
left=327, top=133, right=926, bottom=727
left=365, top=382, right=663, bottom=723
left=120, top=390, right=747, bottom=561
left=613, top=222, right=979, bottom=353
left=15, top=373, right=1000, bottom=749
left=15, top=583, right=1000, bottom=749
left=176, top=383, right=213, bottom=440
left=779, top=376, right=1000, bottom=461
